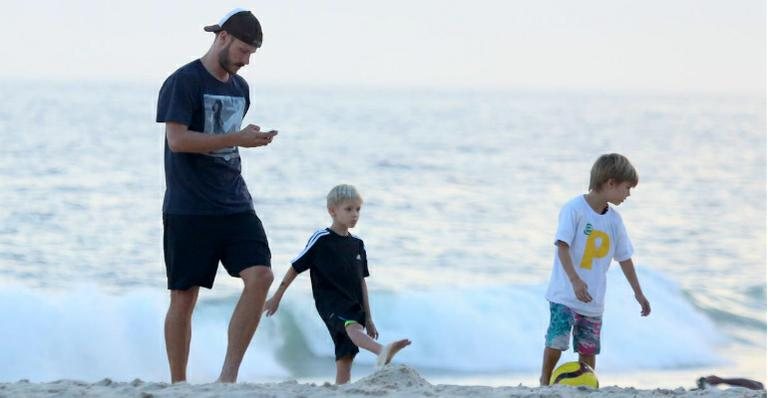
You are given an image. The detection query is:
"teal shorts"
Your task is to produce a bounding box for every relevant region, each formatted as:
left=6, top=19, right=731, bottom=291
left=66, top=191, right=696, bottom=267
left=545, top=302, right=602, bottom=355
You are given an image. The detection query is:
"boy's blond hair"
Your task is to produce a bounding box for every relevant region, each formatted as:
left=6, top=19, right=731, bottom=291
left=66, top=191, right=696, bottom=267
left=327, top=184, right=363, bottom=207
left=589, top=153, right=639, bottom=191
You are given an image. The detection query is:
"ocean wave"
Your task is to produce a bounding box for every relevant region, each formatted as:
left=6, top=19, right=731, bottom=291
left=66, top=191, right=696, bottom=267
left=0, top=267, right=734, bottom=382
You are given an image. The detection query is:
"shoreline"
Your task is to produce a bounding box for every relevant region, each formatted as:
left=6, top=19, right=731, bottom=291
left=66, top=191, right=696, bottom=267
left=2, top=365, right=764, bottom=398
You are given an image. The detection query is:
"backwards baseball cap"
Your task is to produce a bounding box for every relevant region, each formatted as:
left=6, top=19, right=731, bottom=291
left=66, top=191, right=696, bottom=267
left=204, top=8, right=262, bottom=48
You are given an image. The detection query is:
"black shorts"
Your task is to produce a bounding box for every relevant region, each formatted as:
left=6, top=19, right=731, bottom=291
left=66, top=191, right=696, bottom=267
left=323, top=306, right=367, bottom=361
left=163, top=211, right=271, bottom=290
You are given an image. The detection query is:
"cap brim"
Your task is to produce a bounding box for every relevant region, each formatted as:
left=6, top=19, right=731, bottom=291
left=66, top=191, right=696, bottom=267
left=203, top=24, right=222, bottom=32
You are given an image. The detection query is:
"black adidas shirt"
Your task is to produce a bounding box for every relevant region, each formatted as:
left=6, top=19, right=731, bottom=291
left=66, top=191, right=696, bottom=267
left=292, top=228, right=370, bottom=319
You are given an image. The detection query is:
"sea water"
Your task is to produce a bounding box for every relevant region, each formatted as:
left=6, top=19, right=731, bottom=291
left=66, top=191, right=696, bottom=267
left=0, top=81, right=764, bottom=387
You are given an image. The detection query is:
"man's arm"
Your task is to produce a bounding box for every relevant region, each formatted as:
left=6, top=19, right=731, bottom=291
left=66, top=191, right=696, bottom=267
left=165, top=122, right=277, bottom=154
left=361, top=278, right=378, bottom=339
left=557, top=241, right=592, bottom=303
left=618, top=258, right=651, bottom=316
left=263, top=267, right=298, bottom=316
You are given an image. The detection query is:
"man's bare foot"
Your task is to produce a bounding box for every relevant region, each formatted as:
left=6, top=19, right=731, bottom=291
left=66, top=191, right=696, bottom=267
left=376, top=339, right=412, bottom=368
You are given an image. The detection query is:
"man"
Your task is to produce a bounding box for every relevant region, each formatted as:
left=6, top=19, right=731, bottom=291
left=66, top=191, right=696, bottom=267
left=155, top=8, right=278, bottom=383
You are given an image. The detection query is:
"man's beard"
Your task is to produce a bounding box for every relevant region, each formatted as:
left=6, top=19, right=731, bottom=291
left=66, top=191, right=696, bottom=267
left=218, top=43, right=244, bottom=75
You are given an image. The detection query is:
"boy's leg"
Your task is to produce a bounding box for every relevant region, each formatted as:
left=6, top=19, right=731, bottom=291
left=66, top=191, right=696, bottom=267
left=578, top=354, right=596, bottom=370
left=541, top=302, right=575, bottom=386
left=345, top=323, right=383, bottom=354
left=345, top=323, right=411, bottom=366
left=540, top=347, right=562, bottom=386
left=218, top=266, right=274, bottom=383
left=165, top=287, right=200, bottom=383
left=573, top=313, right=602, bottom=371
left=335, top=355, right=354, bottom=384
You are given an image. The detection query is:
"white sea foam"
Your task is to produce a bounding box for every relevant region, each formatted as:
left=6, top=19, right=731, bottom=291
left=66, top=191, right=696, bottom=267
left=0, top=267, right=726, bottom=382
left=277, top=266, right=726, bottom=371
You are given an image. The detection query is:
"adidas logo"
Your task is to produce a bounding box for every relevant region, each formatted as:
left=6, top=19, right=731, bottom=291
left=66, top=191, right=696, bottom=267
left=356, top=254, right=362, bottom=260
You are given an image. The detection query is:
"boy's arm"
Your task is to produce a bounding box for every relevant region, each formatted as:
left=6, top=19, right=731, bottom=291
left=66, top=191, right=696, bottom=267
left=557, top=241, right=592, bottom=303
left=263, top=267, right=298, bottom=316
left=361, top=279, right=379, bottom=339
left=618, top=258, right=651, bottom=316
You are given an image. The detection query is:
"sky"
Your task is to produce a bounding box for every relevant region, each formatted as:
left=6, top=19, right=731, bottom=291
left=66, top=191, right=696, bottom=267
left=1, top=0, right=765, bottom=94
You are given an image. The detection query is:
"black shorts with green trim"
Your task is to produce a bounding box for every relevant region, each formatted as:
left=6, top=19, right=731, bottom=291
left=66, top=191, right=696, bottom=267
left=323, top=306, right=367, bottom=361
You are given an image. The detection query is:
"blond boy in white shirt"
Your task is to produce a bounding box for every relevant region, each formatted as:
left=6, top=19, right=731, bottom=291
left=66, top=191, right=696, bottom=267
left=540, top=153, right=651, bottom=386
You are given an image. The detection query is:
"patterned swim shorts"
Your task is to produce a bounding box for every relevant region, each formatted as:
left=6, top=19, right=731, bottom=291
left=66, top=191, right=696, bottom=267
left=545, top=302, right=602, bottom=355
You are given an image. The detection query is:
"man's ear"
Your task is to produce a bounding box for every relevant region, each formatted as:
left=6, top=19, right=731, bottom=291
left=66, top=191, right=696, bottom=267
left=216, top=30, right=229, bottom=45
left=327, top=206, right=335, bottom=217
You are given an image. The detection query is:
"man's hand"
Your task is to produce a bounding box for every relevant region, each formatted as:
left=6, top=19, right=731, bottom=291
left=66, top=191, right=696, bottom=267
left=636, top=293, right=651, bottom=316
left=571, top=278, right=592, bottom=303
left=237, top=124, right=278, bottom=148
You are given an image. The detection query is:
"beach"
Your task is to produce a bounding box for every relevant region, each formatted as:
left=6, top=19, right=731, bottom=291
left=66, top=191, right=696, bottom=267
left=1, top=0, right=765, bottom=394
left=1, top=365, right=763, bottom=398
left=0, top=84, right=764, bottom=389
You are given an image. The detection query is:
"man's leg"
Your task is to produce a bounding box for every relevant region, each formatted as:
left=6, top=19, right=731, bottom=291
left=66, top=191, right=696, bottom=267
left=335, top=356, right=354, bottom=384
left=218, top=266, right=274, bottom=383
left=165, top=287, right=200, bottom=383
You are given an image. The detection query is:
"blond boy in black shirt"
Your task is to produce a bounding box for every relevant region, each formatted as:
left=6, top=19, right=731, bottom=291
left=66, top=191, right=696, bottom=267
left=264, top=184, right=411, bottom=384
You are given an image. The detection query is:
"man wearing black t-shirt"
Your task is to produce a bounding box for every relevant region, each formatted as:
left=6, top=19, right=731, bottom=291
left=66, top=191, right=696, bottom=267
left=156, top=8, right=278, bottom=383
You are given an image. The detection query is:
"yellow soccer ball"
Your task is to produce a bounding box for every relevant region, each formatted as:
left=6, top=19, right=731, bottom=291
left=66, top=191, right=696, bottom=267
left=550, top=361, right=599, bottom=388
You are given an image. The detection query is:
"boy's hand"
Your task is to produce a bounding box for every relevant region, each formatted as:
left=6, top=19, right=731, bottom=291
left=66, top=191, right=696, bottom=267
left=366, top=320, right=379, bottom=340
left=636, top=293, right=651, bottom=316
left=571, top=278, right=592, bottom=303
left=263, top=296, right=281, bottom=316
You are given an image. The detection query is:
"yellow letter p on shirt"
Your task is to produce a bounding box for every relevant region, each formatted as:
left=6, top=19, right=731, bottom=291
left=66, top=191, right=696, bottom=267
left=580, top=230, right=610, bottom=269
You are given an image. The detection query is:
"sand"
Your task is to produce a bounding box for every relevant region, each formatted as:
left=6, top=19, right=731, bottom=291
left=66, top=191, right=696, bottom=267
left=1, top=365, right=763, bottom=398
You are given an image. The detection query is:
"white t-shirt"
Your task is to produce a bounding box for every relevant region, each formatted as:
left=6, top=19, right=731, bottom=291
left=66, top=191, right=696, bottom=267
left=545, top=195, right=634, bottom=317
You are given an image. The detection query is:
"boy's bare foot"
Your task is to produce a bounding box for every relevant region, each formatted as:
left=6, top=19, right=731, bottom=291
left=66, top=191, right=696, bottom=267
left=376, top=339, right=412, bottom=368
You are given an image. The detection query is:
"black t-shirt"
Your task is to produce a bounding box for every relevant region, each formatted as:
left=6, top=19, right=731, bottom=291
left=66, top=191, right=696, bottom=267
left=156, top=59, right=254, bottom=215
left=292, top=228, right=370, bottom=318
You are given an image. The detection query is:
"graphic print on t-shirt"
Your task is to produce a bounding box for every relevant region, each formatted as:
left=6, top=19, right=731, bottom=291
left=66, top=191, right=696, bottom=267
left=203, top=94, right=245, bottom=161
left=580, top=224, right=610, bottom=270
